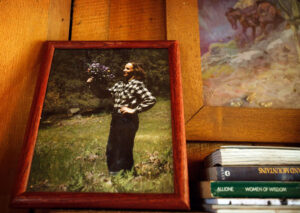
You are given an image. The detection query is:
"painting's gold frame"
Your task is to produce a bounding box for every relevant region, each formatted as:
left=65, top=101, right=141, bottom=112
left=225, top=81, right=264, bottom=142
left=166, top=0, right=300, bottom=142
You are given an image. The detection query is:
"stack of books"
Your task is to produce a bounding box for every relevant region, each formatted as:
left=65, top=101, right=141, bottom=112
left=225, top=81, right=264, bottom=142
left=198, top=146, right=300, bottom=213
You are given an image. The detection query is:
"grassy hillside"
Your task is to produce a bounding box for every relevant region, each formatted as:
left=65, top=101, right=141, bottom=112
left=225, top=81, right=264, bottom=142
left=27, top=99, right=174, bottom=193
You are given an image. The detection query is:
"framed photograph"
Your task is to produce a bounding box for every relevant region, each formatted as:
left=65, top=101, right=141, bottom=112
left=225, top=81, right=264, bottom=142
left=166, top=0, right=300, bottom=142
left=11, top=41, right=190, bottom=210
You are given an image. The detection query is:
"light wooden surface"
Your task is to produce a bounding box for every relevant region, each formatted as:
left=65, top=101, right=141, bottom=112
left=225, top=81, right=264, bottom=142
left=166, top=0, right=204, bottom=122
left=72, top=0, right=110, bottom=40
left=0, top=1, right=70, bottom=213
left=47, top=0, right=72, bottom=40
left=186, top=106, right=300, bottom=142
left=72, top=0, right=165, bottom=41
left=108, top=0, right=165, bottom=40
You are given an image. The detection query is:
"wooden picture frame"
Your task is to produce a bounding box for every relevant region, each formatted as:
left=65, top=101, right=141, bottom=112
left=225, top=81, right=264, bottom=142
left=166, top=0, right=300, bottom=142
left=11, top=41, right=190, bottom=210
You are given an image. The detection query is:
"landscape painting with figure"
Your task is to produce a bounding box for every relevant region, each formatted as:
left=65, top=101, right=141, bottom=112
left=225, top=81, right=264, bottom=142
left=198, top=0, right=300, bottom=108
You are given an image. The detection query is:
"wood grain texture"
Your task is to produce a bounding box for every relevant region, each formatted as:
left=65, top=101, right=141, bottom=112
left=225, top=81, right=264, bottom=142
left=71, top=0, right=110, bottom=40
left=72, top=0, right=166, bottom=41
left=0, top=1, right=70, bottom=213
left=13, top=43, right=56, bottom=198
left=186, top=106, right=300, bottom=142
left=166, top=0, right=204, bottom=122
left=47, top=0, right=72, bottom=40
left=109, top=0, right=166, bottom=40
left=168, top=41, right=190, bottom=209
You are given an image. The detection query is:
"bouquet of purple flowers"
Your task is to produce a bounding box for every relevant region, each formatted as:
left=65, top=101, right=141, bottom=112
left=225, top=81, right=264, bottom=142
left=87, top=62, right=115, bottom=83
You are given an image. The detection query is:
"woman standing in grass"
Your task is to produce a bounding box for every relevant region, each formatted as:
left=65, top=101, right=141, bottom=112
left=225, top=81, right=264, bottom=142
left=87, top=62, right=156, bottom=175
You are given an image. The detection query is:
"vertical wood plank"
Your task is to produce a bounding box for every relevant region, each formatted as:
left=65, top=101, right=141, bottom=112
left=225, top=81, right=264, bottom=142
left=166, top=0, right=203, bottom=122
left=71, top=0, right=166, bottom=41
left=71, top=0, right=110, bottom=40
left=109, top=0, right=166, bottom=40
left=0, top=1, right=71, bottom=213
left=47, top=0, right=72, bottom=40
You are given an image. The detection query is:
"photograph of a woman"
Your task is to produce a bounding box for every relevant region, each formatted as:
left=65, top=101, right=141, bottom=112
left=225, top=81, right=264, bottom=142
left=27, top=48, right=174, bottom=193
left=87, top=62, right=156, bottom=175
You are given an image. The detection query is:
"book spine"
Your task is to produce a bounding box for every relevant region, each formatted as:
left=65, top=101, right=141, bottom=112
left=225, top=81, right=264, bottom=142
left=209, top=166, right=300, bottom=181
left=210, top=181, right=300, bottom=198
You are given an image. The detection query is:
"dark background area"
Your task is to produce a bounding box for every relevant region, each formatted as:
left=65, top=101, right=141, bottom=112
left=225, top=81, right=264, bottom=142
left=42, top=48, right=170, bottom=117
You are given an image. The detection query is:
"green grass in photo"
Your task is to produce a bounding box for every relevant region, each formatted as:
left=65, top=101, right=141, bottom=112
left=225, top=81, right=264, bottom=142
left=27, top=99, right=174, bottom=193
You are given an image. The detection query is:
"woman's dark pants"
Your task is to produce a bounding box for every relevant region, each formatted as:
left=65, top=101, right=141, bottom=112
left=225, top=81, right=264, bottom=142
left=106, top=113, right=139, bottom=173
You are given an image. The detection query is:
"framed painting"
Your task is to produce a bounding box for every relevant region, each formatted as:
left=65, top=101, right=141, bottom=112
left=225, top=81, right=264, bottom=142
left=167, top=0, right=300, bottom=142
left=11, top=41, right=190, bottom=210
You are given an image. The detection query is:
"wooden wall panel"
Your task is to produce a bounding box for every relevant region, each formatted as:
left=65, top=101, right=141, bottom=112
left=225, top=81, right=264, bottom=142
left=166, top=0, right=203, bottom=122
left=109, top=0, right=166, bottom=40
left=72, top=0, right=165, bottom=41
left=47, top=0, right=72, bottom=40
left=187, top=106, right=300, bottom=142
left=0, top=1, right=71, bottom=213
left=71, top=0, right=110, bottom=40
